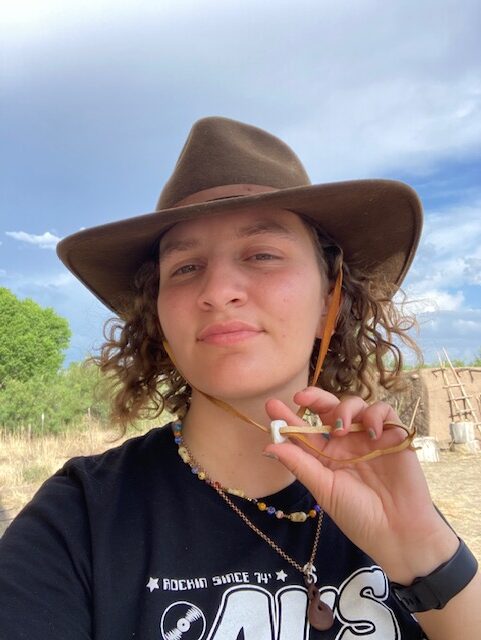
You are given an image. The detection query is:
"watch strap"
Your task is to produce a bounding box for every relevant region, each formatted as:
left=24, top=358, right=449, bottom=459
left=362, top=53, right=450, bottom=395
left=391, top=538, right=478, bottom=612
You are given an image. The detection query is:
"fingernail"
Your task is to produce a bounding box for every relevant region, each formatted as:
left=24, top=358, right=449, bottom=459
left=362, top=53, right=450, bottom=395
left=263, top=451, right=279, bottom=460
left=334, top=418, right=343, bottom=431
left=368, top=428, right=377, bottom=440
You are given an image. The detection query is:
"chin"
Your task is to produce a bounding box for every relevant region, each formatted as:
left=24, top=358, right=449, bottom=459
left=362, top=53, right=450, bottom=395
left=182, top=349, right=311, bottom=403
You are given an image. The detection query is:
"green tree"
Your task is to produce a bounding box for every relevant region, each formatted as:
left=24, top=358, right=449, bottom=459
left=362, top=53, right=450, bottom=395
left=0, top=362, right=109, bottom=434
left=0, top=288, right=71, bottom=387
left=50, top=361, right=109, bottom=427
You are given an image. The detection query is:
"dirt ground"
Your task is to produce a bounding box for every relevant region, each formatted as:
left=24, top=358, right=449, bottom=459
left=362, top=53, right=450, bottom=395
left=420, top=451, right=481, bottom=562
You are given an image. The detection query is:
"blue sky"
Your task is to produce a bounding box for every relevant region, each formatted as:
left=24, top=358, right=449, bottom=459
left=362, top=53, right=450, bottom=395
left=1, top=0, right=481, bottom=365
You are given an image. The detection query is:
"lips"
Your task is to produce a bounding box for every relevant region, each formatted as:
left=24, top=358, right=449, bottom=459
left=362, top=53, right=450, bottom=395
left=197, top=321, right=262, bottom=345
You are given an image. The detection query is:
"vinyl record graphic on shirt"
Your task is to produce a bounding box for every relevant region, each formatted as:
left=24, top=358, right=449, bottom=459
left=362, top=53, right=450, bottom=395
left=160, top=601, right=206, bottom=640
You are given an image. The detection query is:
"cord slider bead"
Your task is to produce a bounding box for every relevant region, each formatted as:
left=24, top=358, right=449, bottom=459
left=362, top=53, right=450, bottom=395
left=270, top=420, right=288, bottom=444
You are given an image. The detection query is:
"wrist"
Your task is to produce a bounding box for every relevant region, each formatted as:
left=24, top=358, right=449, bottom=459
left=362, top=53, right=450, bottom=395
left=382, top=519, right=459, bottom=585
left=390, top=537, right=478, bottom=612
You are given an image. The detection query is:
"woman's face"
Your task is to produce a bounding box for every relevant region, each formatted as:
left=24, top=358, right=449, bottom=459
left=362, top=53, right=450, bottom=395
left=157, top=207, right=329, bottom=403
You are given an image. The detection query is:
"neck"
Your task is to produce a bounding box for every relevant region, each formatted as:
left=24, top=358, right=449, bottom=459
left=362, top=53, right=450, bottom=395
left=180, top=390, right=297, bottom=498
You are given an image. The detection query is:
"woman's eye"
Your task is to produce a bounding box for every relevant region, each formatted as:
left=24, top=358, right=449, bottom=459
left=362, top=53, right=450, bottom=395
left=249, top=253, right=280, bottom=261
left=171, top=263, right=199, bottom=276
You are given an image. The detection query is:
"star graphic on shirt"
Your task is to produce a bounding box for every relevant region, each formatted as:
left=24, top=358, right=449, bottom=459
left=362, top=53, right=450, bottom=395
left=276, top=570, right=288, bottom=582
left=146, top=577, right=159, bottom=592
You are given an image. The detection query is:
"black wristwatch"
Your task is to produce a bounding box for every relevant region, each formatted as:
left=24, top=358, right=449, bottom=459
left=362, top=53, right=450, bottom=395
left=391, top=538, right=478, bottom=612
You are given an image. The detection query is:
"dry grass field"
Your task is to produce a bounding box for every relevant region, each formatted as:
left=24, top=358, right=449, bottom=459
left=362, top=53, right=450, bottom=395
left=0, top=423, right=150, bottom=536
left=1, top=426, right=480, bottom=564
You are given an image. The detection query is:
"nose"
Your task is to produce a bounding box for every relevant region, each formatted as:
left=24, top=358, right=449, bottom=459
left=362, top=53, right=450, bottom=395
left=197, top=260, right=247, bottom=311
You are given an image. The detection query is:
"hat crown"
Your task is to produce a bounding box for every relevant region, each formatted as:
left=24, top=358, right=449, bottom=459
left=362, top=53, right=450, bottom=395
left=157, top=116, right=311, bottom=210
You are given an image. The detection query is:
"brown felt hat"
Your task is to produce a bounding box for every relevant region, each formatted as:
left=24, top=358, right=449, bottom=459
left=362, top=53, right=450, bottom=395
left=57, top=116, right=423, bottom=314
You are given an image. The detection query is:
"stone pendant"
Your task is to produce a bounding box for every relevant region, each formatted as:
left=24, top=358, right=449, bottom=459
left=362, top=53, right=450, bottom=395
left=306, top=579, right=334, bottom=631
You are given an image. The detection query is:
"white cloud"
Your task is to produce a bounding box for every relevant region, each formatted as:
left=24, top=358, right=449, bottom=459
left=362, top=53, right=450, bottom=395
left=1, top=0, right=134, bottom=39
left=6, top=230, right=62, bottom=250
left=422, top=202, right=481, bottom=254
left=0, top=270, right=74, bottom=289
left=405, top=196, right=481, bottom=304
left=403, top=289, right=465, bottom=314
left=454, top=318, right=481, bottom=332
left=31, top=272, right=74, bottom=288
left=284, top=77, right=481, bottom=180
left=3, top=1, right=481, bottom=181
left=399, top=193, right=481, bottom=363
left=464, top=258, right=481, bottom=285
left=415, top=309, right=481, bottom=364
left=2, top=0, right=480, bottom=364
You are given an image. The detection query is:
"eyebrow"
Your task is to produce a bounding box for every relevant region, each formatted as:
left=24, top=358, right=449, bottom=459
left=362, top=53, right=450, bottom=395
left=236, top=220, right=295, bottom=239
left=158, top=238, right=200, bottom=263
left=158, top=219, right=295, bottom=263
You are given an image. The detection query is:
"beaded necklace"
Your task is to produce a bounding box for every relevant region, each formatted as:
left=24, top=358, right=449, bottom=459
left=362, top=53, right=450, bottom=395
left=172, top=422, right=321, bottom=523
left=172, top=420, right=334, bottom=630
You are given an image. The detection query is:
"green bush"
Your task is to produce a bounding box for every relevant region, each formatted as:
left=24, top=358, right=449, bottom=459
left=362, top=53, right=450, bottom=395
left=0, top=288, right=70, bottom=386
left=0, top=362, right=109, bottom=434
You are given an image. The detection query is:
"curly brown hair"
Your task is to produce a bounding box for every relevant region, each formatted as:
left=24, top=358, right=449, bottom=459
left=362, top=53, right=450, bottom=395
left=95, top=221, right=421, bottom=431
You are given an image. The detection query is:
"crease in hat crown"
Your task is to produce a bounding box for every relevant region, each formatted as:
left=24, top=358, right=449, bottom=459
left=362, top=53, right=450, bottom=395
left=156, top=116, right=311, bottom=210
left=57, top=115, right=423, bottom=315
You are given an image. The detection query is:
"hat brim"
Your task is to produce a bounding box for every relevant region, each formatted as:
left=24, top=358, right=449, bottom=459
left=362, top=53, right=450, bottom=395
left=57, top=179, right=422, bottom=314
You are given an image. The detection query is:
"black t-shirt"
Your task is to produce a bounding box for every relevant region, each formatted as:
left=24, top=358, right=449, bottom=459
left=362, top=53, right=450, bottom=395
left=0, top=425, right=425, bottom=639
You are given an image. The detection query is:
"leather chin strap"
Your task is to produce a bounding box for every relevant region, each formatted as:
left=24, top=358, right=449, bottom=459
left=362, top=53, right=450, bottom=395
left=162, top=264, right=416, bottom=465
left=296, top=261, right=344, bottom=417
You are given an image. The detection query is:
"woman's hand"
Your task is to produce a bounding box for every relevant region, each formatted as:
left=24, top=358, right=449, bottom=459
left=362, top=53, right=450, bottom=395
left=264, top=387, right=458, bottom=585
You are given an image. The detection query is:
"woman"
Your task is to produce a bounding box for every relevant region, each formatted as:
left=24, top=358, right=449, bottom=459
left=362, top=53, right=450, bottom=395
left=0, top=117, right=479, bottom=639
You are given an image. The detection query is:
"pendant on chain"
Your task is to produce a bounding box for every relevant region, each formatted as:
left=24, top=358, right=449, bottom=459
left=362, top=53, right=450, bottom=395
left=305, top=577, right=334, bottom=631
